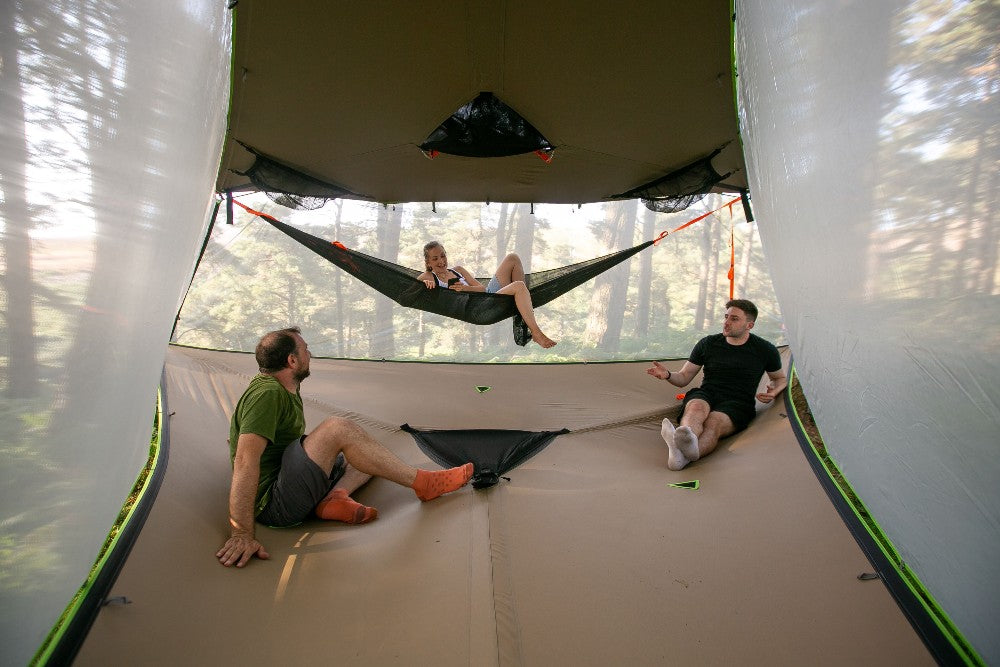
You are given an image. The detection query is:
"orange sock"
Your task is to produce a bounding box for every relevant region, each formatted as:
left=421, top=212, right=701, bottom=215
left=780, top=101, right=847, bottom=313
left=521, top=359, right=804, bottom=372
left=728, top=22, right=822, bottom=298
left=413, top=463, right=474, bottom=501
left=315, top=489, right=378, bottom=524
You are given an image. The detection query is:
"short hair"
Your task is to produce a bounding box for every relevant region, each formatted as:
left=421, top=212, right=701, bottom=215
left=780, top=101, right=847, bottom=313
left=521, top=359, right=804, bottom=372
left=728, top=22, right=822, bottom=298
left=725, top=299, right=758, bottom=322
left=423, top=240, right=444, bottom=271
left=256, top=327, right=302, bottom=372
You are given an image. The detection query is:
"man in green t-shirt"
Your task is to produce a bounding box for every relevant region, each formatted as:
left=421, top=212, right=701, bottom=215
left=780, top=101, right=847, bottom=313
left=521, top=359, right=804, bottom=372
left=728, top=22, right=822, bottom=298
left=217, top=327, right=474, bottom=568
left=646, top=299, right=787, bottom=471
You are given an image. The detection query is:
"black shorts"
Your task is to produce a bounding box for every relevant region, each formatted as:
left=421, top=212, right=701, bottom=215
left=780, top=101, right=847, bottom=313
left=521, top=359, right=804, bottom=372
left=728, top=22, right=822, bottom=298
left=257, top=437, right=347, bottom=528
left=679, top=388, right=757, bottom=433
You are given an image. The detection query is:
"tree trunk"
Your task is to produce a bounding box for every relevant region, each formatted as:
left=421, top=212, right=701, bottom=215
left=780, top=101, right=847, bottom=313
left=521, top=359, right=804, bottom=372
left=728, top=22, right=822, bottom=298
left=585, top=200, right=636, bottom=352
left=513, top=204, right=534, bottom=273
left=418, top=311, right=426, bottom=357
left=694, top=214, right=713, bottom=330
left=49, top=0, right=151, bottom=448
left=706, top=215, right=721, bottom=320
left=739, top=221, right=756, bottom=297
left=495, top=202, right=510, bottom=268
left=600, top=199, right=638, bottom=353
left=372, top=205, right=401, bottom=358
left=981, top=160, right=998, bottom=293
left=635, top=207, right=656, bottom=340
left=333, top=201, right=345, bottom=356
left=0, top=2, right=40, bottom=399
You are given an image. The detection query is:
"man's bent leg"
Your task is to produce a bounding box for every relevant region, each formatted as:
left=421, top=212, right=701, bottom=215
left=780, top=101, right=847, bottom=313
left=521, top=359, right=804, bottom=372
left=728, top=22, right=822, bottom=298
left=306, top=417, right=472, bottom=501
left=413, top=463, right=474, bottom=501
left=257, top=439, right=334, bottom=527
left=678, top=397, right=711, bottom=435
left=333, top=464, right=373, bottom=495
left=695, top=411, right=737, bottom=459
left=305, top=417, right=417, bottom=485
left=672, top=427, right=700, bottom=467
left=661, top=418, right=690, bottom=471
left=316, top=463, right=378, bottom=524
left=673, top=398, right=711, bottom=466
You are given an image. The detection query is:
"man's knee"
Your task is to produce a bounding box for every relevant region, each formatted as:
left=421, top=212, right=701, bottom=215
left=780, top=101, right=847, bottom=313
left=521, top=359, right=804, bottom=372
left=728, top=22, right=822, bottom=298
left=705, top=412, right=736, bottom=438
left=682, top=398, right=710, bottom=421
left=310, top=416, right=359, bottom=447
left=302, top=418, right=358, bottom=471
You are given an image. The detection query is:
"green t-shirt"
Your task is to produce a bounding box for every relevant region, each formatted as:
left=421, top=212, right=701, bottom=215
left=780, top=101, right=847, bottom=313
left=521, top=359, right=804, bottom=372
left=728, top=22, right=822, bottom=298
left=228, top=374, right=306, bottom=515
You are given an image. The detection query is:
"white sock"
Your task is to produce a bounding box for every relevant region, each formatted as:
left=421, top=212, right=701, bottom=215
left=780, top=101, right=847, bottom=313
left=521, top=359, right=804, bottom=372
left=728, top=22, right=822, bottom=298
left=662, top=418, right=688, bottom=471
left=660, top=418, right=676, bottom=446
left=674, top=426, right=701, bottom=463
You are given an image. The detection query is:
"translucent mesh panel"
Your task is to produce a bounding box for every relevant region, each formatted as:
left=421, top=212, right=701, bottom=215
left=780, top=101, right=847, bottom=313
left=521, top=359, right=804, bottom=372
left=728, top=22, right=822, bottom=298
left=739, top=0, right=999, bottom=661
left=175, top=193, right=784, bottom=363
left=1, top=1, right=230, bottom=663
left=610, top=148, right=730, bottom=213
left=233, top=145, right=370, bottom=209
left=642, top=193, right=709, bottom=214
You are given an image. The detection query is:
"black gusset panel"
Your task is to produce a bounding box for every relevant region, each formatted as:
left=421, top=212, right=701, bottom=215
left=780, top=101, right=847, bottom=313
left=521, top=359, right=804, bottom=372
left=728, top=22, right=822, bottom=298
left=401, top=424, right=569, bottom=488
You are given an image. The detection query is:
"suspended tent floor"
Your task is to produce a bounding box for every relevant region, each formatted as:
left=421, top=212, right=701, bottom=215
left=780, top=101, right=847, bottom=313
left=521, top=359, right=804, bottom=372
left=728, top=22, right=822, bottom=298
left=75, top=345, right=933, bottom=665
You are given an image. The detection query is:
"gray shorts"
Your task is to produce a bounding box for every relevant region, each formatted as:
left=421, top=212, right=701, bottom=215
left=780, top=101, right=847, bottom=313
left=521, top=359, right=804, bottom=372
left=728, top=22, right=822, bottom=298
left=257, top=437, right=347, bottom=528
left=486, top=276, right=501, bottom=293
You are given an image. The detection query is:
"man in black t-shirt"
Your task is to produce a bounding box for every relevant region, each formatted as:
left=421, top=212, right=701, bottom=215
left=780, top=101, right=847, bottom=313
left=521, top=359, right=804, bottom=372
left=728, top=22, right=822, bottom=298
left=646, top=299, right=786, bottom=470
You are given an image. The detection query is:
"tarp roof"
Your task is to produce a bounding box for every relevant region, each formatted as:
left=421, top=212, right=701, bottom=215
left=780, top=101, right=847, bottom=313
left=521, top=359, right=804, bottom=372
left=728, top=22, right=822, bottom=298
left=216, top=1, right=748, bottom=204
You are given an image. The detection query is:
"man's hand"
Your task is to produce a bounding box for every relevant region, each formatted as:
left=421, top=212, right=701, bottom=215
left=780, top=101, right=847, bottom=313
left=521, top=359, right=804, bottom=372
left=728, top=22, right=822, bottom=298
left=646, top=360, right=669, bottom=380
left=756, top=381, right=784, bottom=403
left=217, top=534, right=270, bottom=568
left=756, top=386, right=777, bottom=403
left=757, top=372, right=788, bottom=404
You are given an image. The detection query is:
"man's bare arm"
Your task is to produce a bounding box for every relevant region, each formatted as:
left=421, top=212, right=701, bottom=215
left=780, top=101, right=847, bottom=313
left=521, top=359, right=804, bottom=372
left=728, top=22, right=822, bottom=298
left=756, top=370, right=788, bottom=404
left=216, top=433, right=270, bottom=567
left=647, top=360, right=702, bottom=387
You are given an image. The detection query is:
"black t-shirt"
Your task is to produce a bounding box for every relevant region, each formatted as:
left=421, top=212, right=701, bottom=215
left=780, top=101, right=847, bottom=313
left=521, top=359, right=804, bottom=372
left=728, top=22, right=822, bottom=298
left=689, top=333, right=782, bottom=405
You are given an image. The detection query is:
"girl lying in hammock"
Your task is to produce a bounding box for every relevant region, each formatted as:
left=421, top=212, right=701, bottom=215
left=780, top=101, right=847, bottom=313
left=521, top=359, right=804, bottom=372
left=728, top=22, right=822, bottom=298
left=417, top=241, right=557, bottom=348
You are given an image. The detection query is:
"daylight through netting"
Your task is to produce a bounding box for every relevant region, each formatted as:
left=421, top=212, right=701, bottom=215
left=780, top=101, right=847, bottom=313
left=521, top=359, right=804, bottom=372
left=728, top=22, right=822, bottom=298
left=243, top=203, right=655, bottom=332
left=174, top=194, right=784, bottom=362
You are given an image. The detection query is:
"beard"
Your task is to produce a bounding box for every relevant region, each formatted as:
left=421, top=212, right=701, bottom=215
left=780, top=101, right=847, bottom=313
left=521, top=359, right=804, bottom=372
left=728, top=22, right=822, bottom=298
left=293, top=367, right=311, bottom=382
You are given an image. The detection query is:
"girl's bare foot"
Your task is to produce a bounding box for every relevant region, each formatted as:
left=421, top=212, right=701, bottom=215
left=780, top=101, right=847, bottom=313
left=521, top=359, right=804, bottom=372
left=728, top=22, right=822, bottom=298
left=532, top=330, right=557, bottom=348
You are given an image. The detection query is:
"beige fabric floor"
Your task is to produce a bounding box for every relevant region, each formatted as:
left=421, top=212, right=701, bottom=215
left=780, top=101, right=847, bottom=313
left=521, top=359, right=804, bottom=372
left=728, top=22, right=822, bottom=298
left=75, top=345, right=932, bottom=665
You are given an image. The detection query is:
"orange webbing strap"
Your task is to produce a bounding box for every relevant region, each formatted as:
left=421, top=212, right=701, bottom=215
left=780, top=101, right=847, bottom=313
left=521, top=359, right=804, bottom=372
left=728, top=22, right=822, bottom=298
left=725, top=196, right=739, bottom=298
left=231, top=197, right=361, bottom=272
left=652, top=196, right=742, bottom=245
left=728, top=226, right=735, bottom=299
left=231, top=197, right=281, bottom=224
left=231, top=198, right=354, bottom=252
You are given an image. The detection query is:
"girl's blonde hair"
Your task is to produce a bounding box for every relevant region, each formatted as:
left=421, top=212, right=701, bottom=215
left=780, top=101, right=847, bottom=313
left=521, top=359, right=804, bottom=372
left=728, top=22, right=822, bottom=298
left=423, top=240, right=444, bottom=271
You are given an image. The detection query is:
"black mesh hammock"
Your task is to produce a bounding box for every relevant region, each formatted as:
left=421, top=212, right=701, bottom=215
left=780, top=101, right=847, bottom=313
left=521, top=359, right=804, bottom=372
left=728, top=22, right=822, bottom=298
left=235, top=202, right=654, bottom=345
left=607, top=146, right=733, bottom=214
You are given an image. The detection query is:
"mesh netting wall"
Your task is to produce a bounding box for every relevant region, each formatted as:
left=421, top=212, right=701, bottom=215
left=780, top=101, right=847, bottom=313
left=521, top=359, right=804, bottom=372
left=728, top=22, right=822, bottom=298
left=174, top=193, right=784, bottom=363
